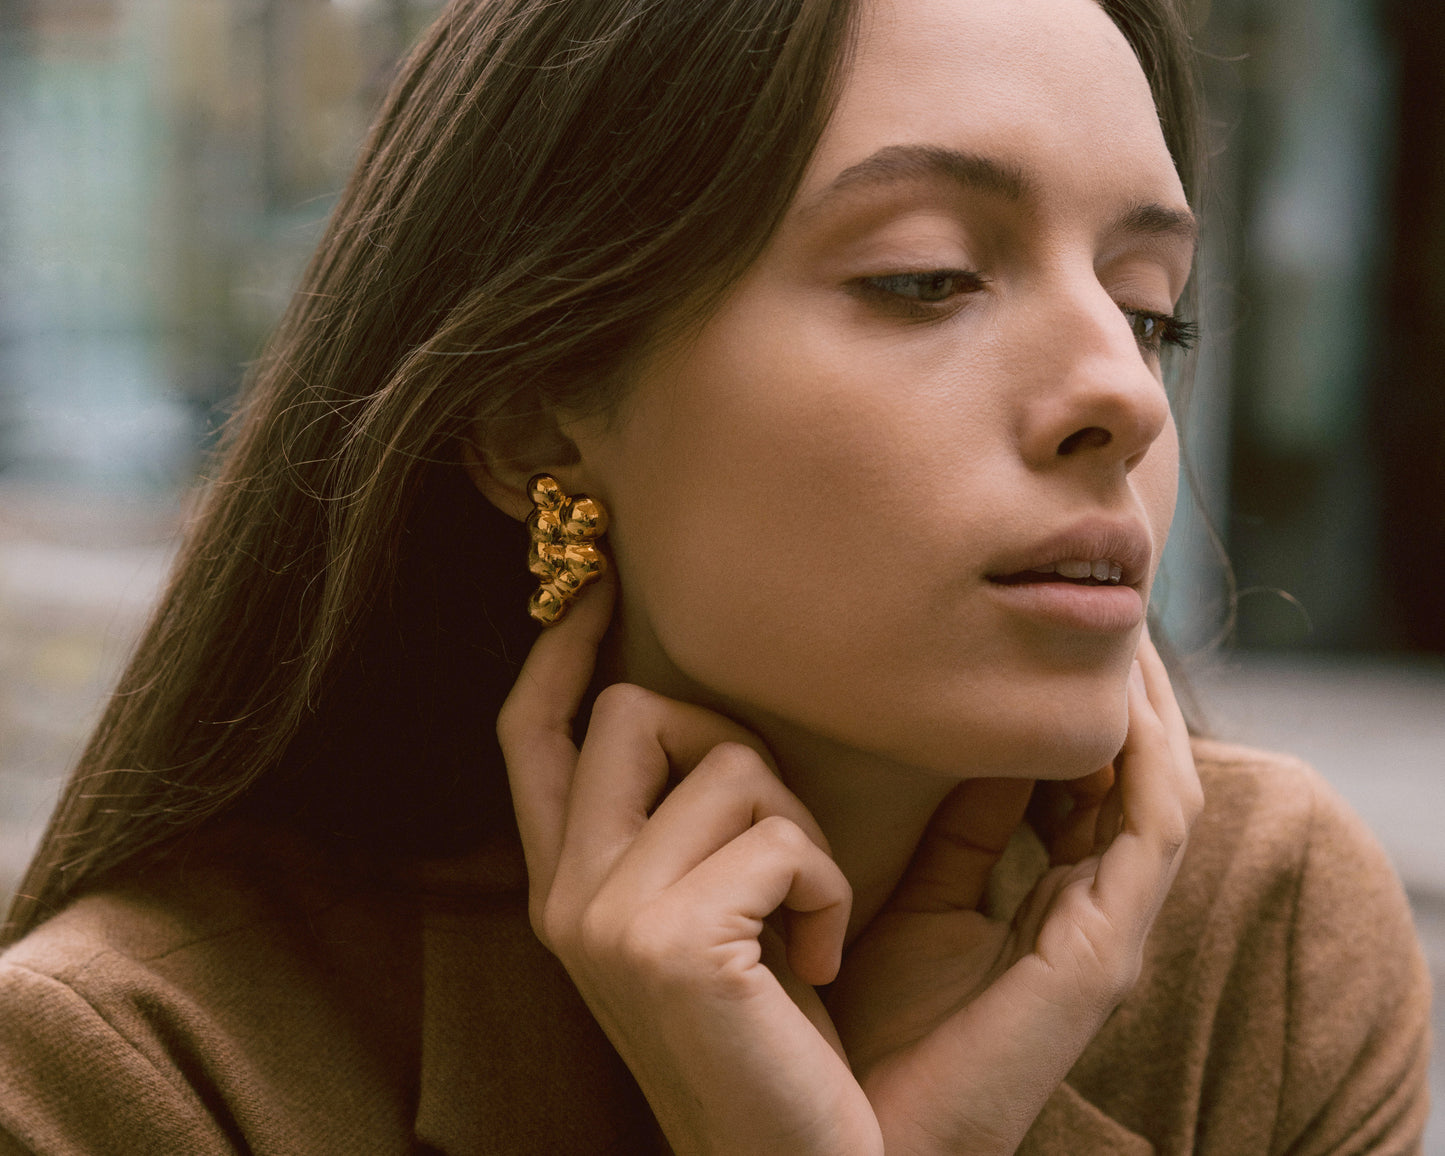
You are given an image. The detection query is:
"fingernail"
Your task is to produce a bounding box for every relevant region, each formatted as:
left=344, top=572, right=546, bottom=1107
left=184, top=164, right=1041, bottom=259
left=1130, top=659, right=1145, bottom=689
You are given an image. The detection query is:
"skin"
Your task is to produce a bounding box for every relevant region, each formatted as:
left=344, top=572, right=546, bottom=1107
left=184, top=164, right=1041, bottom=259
left=480, top=0, right=1204, bottom=1149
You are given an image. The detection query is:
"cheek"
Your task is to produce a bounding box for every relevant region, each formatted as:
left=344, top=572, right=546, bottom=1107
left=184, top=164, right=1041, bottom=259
left=1142, top=416, right=1181, bottom=573
left=605, top=376, right=901, bottom=668
left=599, top=305, right=968, bottom=703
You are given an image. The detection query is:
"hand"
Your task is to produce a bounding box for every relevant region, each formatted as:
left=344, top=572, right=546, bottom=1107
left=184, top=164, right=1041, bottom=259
left=827, top=634, right=1203, bottom=1155
left=496, top=574, right=883, bottom=1156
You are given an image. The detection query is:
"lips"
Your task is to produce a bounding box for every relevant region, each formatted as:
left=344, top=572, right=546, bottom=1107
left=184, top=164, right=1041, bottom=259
left=981, top=518, right=1152, bottom=633
left=984, top=518, right=1152, bottom=590
left=992, top=558, right=1126, bottom=586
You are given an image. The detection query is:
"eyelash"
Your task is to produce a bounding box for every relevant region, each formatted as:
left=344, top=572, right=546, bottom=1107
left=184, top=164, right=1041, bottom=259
left=1121, top=307, right=1199, bottom=356
left=857, top=270, right=988, bottom=318
left=859, top=270, right=1199, bottom=355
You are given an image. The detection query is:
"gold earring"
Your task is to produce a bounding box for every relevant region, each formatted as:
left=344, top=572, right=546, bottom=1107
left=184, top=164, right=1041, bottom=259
left=525, top=474, right=608, bottom=624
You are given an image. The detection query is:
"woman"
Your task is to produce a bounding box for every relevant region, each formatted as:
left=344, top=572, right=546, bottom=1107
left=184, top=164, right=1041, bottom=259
left=0, top=0, right=1429, bottom=1151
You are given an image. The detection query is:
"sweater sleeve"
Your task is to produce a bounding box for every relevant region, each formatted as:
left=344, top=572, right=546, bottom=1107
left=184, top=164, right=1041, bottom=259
left=1270, top=772, right=1432, bottom=1156
left=0, top=961, right=241, bottom=1156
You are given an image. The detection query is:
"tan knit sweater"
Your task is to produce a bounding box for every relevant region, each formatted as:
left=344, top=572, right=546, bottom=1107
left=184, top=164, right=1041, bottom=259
left=0, top=741, right=1431, bottom=1154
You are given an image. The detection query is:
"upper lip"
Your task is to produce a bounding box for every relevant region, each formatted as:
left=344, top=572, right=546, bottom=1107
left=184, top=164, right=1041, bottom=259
left=984, top=517, right=1153, bottom=589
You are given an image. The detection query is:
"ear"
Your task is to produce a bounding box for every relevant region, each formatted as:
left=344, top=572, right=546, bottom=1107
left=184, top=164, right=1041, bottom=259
left=462, top=410, right=587, bottom=522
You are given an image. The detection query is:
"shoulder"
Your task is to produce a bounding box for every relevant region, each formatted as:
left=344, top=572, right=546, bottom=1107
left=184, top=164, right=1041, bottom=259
left=2, top=824, right=388, bottom=1017
left=1190, top=735, right=1355, bottom=839
left=1068, top=740, right=1431, bottom=1155
left=1160, top=738, right=1422, bottom=984
left=0, top=865, right=268, bottom=1153
left=1193, top=739, right=1432, bottom=1151
left=1183, top=737, right=1421, bottom=939
left=0, top=829, right=420, bottom=1155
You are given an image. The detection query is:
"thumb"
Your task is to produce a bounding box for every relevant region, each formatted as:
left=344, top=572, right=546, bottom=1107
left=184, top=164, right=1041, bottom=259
left=885, top=777, right=1034, bottom=915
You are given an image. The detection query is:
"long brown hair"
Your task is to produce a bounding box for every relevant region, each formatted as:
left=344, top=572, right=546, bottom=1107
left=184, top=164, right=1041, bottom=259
left=4, top=0, right=1203, bottom=945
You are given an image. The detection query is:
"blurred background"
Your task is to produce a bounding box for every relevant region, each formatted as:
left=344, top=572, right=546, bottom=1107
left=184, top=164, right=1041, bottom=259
left=0, top=0, right=1442, bottom=1141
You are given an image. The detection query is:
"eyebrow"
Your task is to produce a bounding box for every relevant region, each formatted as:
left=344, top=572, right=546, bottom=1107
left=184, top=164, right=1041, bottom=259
left=798, top=143, right=1199, bottom=252
left=1107, top=200, right=1199, bottom=252
left=800, top=144, right=1032, bottom=217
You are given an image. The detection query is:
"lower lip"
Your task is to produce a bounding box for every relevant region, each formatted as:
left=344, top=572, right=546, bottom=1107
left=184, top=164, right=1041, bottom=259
left=986, top=579, right=1144, bottom=632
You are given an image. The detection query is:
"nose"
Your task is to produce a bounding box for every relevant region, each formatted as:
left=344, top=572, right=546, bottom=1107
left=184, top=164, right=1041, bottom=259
left=1017, top=296, right=1172, bottom=476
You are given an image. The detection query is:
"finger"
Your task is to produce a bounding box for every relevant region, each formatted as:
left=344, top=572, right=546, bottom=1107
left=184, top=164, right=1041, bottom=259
left=1036, top=766, right=1114, bottom=864
left=1092, top=773, right=1124, bottom=855
left=1134, top=631, right=1204, bottom=855
left=886, top=777, right=1034, bottom=915
left=602, top=740, right=830, bottom=902
left=1089, top=661, right=1195, bottom=929
left=555, top=687, right=774, bottom=896
left=1136, top=629, right=1199, bottom=796
left=875, top=659, right=1198, bottom=1152
left=496, top=568, right=617, bottom=892
left=659, top=815, right=852, bottom=986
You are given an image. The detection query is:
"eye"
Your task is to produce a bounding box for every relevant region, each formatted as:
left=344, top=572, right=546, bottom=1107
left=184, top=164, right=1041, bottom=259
left=857, top=270, right=988, bottom=314
left=1121, top=306, right=1199, bottom=356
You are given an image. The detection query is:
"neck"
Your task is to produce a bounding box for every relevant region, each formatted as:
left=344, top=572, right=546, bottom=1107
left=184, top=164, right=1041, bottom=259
left=738, top=712, right=960, bottom=940
left=603, top=617, right=959, bottom=941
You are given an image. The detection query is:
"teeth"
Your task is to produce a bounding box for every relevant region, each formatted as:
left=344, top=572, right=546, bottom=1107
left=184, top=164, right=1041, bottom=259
left=1037, top=558, right=1124, bottom=584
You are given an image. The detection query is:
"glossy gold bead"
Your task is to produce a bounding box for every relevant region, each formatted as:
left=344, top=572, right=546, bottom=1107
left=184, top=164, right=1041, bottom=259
left=528, top=474, right=566, bottom=512
left=525, top=474, right=609, bottom=625
left=527, top=507, right=563, bottom=541
left=551, top=543, right=605, bottom=593
left=563, top=496, right=608, bottom=538
left=527, top=585, right=567, bottom=625
left=527, top=538, right=565, bottom=578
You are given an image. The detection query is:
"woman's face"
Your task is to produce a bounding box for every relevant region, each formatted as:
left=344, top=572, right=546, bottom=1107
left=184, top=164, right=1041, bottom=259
left=570, top=0, right=1195, bottom=781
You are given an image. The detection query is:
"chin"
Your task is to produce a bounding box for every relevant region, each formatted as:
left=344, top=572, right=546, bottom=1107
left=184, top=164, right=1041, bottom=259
left=1008, top=679, right=1132, bottom=780
left=1026, top=719, right=1129, bottom=780
left=880, top=669, right=1133, bottom=782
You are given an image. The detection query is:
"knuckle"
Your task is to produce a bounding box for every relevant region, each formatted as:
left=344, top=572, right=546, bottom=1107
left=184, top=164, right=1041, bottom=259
left=701, top=740, right=770, bottom=786
left=589, top=681, right=657, bottom=723
left=539, top=893, right=583, bottom=955
left=576, top=901, right=616, bottom=958
left=1155, top=810, right=1191, bottom=861
left=1101, top=951, right=1143, bottom=1008
left=1117, top=946, right=1145, bottom=994
left=751, top=813, right=810, bottom=856
left=1082, top=927, right=1142, bottom=1008
left=613, top=908, right=682, bottom=973
left=713, top=727, right=777, bottom=767
left=1058, top=903, right=1141, bottom=1007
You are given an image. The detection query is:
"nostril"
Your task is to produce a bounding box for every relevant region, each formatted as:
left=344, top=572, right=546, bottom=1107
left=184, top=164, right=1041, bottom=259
left=1057, top=426, right=1112, bottom=455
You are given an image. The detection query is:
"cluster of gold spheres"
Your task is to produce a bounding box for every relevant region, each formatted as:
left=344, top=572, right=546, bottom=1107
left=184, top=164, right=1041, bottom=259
left=525, top=474, right=608, bottom=625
